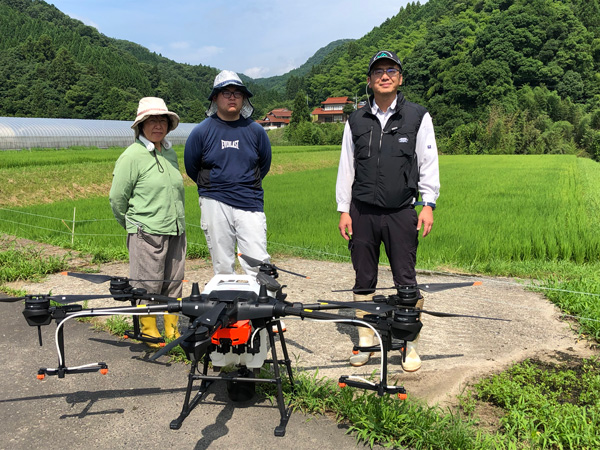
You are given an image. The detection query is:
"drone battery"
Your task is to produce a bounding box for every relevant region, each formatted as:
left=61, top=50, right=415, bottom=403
left=211, top=320, right=251, bottom=345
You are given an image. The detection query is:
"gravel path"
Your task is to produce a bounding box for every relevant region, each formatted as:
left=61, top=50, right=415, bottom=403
left=9, top=255, right=596, bottom=407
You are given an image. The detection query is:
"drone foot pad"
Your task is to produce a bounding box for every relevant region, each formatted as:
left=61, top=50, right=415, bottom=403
left=38, top=363, right=109, bottom=379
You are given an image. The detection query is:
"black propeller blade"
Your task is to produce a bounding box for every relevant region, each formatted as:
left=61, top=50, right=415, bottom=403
left=150, top=323, right=208, bottom=360
left=61, top=272, right=187, bottom=284
left=0, top=293, right=130, bottom=304
left=150, top=303, right=228, bottom=360
left=238, top=254, right=309, bottom=278
left=62, top=272, right=114, bottom=284
left=48, top=294, right=132, bottom=304
left=313, top=300, right=509, bottom=321
left=316, top=300, right=395, bottom=315
left=332, top=281, right=482, bottom=294
left=0, top=296, right=28, bottom=303
left=418, top=309, right=510, bottom=321
left=257, top=272, right=282, bottom=291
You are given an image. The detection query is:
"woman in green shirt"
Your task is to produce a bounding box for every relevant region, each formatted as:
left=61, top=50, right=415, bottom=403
left=109, top=97, right=186, bottom=348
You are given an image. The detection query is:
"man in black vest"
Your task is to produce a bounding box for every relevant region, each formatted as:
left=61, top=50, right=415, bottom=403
left=336, top=50, right=440, bottom=370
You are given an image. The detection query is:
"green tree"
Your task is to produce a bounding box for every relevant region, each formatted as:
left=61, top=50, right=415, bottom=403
left=290, top=90, right=311, bottom=126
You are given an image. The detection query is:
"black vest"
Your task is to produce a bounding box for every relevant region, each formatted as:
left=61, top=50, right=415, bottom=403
left=348, top=92, right=427, bottom=209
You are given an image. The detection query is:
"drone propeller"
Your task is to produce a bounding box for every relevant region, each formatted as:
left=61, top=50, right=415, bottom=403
left=316, top=300, right=509, bottom=321
left=319, top=300, right=395, bottom=315
left=61, top=272, right=187, bottom=285
left=332, top=281, right=482, bottom=294
left=0, top=296, right=27, bottom=303
left=0, top=293, right=130, bottom=304
left=150, top=303, right=228, bottom=360
left=238, top=254, right=308, bottom=279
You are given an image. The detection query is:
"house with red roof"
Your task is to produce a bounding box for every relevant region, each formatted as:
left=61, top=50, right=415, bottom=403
left=311, top=97, right=354, bottom=123
left=256, top=108, right=292, bottom=130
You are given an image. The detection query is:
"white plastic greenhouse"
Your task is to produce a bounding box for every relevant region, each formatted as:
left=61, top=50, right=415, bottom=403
left=0, top=117, right=198, bottom=150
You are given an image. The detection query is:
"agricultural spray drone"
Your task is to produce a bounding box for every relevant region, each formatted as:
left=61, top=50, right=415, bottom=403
left=0, top=255, right=504, bottom=436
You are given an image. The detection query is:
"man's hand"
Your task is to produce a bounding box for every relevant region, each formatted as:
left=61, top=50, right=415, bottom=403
left=417, top=206, right=434, bottom=237
left=338, top=212, right=353, bottom=241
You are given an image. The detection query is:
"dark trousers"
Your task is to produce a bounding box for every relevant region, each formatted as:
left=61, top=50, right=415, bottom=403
left=349, top=200, right=418, bottom=293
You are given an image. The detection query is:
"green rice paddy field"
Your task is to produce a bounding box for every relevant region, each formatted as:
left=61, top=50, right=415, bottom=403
left=2, top=146, right=600, bottom=338
left=3, top=145, right=600, bottom=448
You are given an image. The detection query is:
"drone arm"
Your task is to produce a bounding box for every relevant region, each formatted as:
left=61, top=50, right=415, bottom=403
left=299, top=302, right=353, bottom=311
left=277, top=304, right=370, bottom=323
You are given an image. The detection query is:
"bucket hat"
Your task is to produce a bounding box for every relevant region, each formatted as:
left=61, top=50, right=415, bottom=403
left=206, top=70, right=254, bottom=119
left=132, top=97, right=180, bottom=138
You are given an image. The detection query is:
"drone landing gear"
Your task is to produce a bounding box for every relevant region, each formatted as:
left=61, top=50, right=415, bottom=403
left=170, top=320, right=295, bottom=437
left=38, top=363, right=109, bottom=379
left=122, top=301, right=165, bottom=347
left=37, top=317, right=108, bottom=379
left=122, top=317, right=165, bottom=346
left=340, top=333, right=408, bottom=399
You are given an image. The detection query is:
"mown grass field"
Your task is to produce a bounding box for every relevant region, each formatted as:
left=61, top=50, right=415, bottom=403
left=2, top=145, right=600, bottom=448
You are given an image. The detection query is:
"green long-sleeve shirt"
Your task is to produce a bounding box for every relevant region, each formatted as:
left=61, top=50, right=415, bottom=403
left=109, top=140, right=185, bottom=235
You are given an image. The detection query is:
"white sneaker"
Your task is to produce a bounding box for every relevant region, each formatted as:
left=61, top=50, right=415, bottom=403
left=349, top=351, right=374, bottom=367
left=402, top=340, right=422, bottom=372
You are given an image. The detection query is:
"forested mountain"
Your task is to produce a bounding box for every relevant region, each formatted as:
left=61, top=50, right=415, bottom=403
left=0, top=0, right=282, bottom=122
left=252, top=39, right=353, bottom=93
left=2, top=0, right=600, bottom=158
left=300, top=0, right=600, bottom=157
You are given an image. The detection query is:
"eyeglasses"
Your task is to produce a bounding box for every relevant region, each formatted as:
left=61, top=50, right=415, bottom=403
left=145, top=117, right=168, bottom=127
left=221, top=90, right=244, bottom=99
left=370, top=68, right=400, bottom=78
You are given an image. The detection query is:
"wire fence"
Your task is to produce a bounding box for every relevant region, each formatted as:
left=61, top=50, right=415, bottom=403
left=0, top=206, right=350, bottom=260
left=2, top=206, right=600, bottom=325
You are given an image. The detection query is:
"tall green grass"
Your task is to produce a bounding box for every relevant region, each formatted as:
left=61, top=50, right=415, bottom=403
left=425, top=155, right=600, bottom=271
left=3, top=154, right=600, bottom=273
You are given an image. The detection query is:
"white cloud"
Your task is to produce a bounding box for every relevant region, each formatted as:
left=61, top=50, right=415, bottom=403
left=148, top=44, right=164, bottom=54
left=69, top=13, right=99, bottom=31
left=193, top=46, right=222, bottom=59
left=170, top=41, right=191, bottom=50
left=243, top=67, right=270, bottom=79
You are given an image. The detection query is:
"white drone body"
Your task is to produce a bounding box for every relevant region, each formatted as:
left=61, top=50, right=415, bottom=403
left=202, top=275, right=271, bottom=369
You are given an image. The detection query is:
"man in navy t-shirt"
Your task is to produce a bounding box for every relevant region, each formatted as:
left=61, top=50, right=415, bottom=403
left=185, top=70, right=272, bottom=275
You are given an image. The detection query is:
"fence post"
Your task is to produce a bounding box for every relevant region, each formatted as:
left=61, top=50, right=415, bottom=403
left=72, top=207, right=76, bottom=246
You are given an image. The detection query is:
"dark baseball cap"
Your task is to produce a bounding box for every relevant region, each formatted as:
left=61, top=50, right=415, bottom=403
left=367, top=50, right=403, bottom=74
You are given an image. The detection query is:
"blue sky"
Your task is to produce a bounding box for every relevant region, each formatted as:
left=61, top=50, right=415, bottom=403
left=47, top=1, right=412, bottom=78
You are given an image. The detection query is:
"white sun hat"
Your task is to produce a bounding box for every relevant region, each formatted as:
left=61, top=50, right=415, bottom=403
left=131, top=97, right=180, bottom=138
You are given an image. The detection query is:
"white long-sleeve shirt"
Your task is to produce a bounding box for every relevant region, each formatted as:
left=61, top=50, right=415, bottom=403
left=336, top=96, right=440, bottom=213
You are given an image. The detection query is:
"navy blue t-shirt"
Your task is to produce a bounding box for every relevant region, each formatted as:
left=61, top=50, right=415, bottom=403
left=184, top=115, right=272, bottom=211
